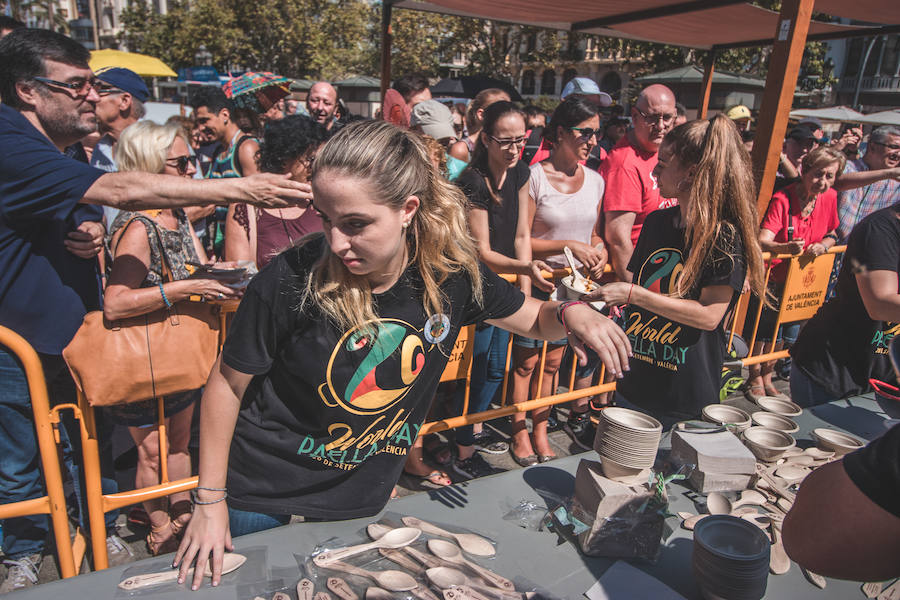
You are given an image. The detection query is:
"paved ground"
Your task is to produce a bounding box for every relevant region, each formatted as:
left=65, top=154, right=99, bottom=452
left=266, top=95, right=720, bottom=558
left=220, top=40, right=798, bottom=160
left=4, top=371, right=792, bottom=590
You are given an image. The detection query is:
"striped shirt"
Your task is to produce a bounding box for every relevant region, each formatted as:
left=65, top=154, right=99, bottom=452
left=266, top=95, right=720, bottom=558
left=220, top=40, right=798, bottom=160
left=837, top=158, right=900, bottom=241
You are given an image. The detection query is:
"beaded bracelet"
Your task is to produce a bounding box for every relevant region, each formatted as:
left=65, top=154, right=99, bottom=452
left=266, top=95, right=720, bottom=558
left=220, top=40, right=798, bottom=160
left=556, top=300, right=587, bottom=334
left=158, top=282, right=172, bottom=308
left=191, top=489, right=227, bottom=506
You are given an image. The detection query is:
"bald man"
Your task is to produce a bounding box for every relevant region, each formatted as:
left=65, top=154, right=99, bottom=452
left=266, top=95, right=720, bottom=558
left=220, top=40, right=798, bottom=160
left=599, top=84, right=679, bottom=279
left=306, top=82, right=338, bottom=131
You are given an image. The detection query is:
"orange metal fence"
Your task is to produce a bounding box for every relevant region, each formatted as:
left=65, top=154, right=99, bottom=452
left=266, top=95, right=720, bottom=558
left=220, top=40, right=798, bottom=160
left=0, top=326, right=78, bottom=578
left=4, top=248, right=844, bottom=570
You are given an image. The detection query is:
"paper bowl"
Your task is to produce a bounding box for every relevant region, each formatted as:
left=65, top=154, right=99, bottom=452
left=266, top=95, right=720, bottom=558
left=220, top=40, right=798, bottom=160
left=750, top=411, right=799, bottom=434
left=741, top=426, right=796, bottom=462
left=812, top=428, right=864, bottom=456
left=754, top=396, right=802, bottom=417
left=558, top=275, right=606, bottom=312
left=702, top=404, right=752, bottom=431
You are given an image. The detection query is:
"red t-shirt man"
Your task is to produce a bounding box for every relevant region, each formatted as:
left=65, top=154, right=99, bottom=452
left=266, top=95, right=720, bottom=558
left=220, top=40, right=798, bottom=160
left=600, top=136, right=677, bottom=247
left=761, top=182, right=839, bottom=282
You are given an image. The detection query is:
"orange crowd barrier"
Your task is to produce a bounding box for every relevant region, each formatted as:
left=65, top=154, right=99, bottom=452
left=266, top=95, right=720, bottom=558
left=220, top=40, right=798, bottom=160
left=0, top=326, right=78, bottom=578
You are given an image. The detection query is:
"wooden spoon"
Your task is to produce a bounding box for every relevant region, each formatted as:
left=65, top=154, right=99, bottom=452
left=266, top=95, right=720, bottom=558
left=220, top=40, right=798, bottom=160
left=426, top=568, right=522, bottom=600
left=706, top=492, right=733, bottom=515
left=367, top=523, right=394, bottom=540
left=118, top=553, right=246, bottom=590
left=769, top=522, right=790, bottom=575
left=314, top=527, right=421, bottom=565
left=273, top=593, right=292, bottom=600
left=410, top=585, right=442, bottom=600
left=802, top=567, right=827, bottom=589
left=321, top=560, right=417, bottom=592
left=427, top=539, right=514, bottom=590
left=402, top=517, right=496, bottom=557
left=298, top=578, right=315, bottom=600
left=405, top=544, right=444, bottom=569
left=731, top=489, right=769, bottom=509
left=365, top=588, right=394, bottom=600
left=681, top=513, right=708, bottom=530
left=379, top=548, right=426, bottom=574
left=315, top=594, right=333, bottom=600
left=328, top=577, right=359, bottom=600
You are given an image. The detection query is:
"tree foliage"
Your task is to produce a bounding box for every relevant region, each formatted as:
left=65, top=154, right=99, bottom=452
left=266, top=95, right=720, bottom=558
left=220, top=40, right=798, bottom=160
left=119, top=0, right=371, bottom=80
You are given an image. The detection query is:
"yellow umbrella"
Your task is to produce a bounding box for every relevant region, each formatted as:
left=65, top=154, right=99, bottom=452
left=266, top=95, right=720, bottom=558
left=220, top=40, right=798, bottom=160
left=89, top=49, right=177, bottom=78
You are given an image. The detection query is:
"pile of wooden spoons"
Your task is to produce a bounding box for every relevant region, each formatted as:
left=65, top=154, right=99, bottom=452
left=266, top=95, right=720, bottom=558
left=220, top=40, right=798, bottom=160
left=309, top=516, right=518, bottom=600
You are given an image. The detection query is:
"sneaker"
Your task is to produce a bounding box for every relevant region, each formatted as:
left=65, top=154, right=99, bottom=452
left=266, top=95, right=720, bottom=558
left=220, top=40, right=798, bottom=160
left=0, top=553, right=41, bottom=593
left=564, top=411, right=596, bottom=452
left=105, top=532, right=135, bottom=567
left=471, top=431, right=509, bottom=455
left=452, top=453, right=496, bottom=480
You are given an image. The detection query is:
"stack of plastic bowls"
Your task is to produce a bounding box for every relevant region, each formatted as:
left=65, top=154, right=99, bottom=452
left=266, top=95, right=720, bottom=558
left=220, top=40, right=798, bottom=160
left=593, top=407, right=663, bottom=479
left=693, top=515, right=770, bottom=600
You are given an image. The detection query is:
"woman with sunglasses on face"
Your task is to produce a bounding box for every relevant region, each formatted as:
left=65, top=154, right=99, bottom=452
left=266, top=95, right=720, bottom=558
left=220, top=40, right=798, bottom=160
left=586, top=115, right=766, bottom=426
left=509, top=97, right=608, bottom=463
left=452, top=101, right=556, bottom=478
left=173, top=120, right=630, bottom=589
left=103, top=121, right=242, bottom=555
left=225, top=116, right=330, bottom=269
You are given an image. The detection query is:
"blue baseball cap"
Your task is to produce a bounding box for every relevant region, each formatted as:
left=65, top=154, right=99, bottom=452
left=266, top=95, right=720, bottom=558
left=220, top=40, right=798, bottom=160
left=95, top=67, right=150, bottom=102
left=561, top=77, right=612, bottom=106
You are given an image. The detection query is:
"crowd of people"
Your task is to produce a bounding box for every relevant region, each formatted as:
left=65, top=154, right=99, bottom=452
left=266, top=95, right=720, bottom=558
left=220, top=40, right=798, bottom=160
left=0, top=21, right=898, bottom=593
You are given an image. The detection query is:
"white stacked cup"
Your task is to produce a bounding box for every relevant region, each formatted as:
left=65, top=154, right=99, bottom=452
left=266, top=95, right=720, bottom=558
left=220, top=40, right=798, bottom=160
left=692, top=515, right=770, bottom=600
left=593, top=407, right=663, bottom=480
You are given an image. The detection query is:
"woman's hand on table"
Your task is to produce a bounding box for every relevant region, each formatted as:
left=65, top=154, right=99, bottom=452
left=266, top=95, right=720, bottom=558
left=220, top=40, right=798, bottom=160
left=804, top=242, right=827, bottom=257
left=561, top=303, right=631, bottom=378
left=174, top=499, right=232, bottom=590
left=583, top=281, right=633, bottom=306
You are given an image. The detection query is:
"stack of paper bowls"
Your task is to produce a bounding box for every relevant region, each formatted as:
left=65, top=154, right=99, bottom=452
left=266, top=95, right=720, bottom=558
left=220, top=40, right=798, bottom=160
left=693, top=515, right=770, bottom=600
left=593, top=407, right=662, bottom=479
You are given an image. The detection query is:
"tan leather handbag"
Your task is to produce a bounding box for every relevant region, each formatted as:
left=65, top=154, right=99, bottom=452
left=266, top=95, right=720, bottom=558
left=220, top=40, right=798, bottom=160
left=63, top=216, right=220, bottom=406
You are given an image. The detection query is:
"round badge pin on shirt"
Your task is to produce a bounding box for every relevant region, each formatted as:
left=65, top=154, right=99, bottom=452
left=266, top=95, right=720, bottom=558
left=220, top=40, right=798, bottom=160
left=424, top=313, right=451, bottom=344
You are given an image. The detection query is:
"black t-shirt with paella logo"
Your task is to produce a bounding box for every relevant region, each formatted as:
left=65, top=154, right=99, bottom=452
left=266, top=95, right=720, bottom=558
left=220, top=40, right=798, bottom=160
left=791, top=205, right=900, bottom=397
left=617, top=207, right=746, bottom=419
left=221, top=235, right=525, bottom=519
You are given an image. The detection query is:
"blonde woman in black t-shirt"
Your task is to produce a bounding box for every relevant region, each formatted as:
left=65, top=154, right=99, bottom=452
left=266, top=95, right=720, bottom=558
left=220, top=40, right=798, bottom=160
left=585, top=115, right=766, bottom=423
left=173, top=119, right=631, bottom=590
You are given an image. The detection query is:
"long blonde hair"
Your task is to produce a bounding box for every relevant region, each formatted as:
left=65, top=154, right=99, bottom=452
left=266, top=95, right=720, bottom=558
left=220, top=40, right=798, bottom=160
left=663, top=114, right=765, bottom=300
left=305, top=120, right=483, bottom=333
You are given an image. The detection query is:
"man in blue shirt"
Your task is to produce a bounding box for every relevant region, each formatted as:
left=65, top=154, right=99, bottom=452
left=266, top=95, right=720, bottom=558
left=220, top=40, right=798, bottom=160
left=0, top=28, right=311, bottom=592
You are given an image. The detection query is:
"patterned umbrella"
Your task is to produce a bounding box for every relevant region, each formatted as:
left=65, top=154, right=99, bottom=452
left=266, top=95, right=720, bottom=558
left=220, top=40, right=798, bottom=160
left=222, top=71, right=292, bottom=113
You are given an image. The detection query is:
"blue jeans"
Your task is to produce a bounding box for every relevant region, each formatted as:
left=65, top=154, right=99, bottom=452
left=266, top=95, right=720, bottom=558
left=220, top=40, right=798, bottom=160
left=789, top=362, right=839, bottom=408
left=0, top=347, right=118, bottom=559
left=455, top=325, right=510, bottom=447
left=227, top=506, right=290, bottom=538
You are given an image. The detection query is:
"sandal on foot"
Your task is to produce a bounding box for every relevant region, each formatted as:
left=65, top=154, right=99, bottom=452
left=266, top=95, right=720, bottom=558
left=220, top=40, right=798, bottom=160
left=404, top=469, right=452, bottom=488
left=743, top=384, right=766, bottom=403
left=537, top=454, right=556, bottom=463
left=169, top=500, right=192, bottom=539
left=146, top=521, right=179, bottom=556
left=509, top=446, right=538, bottom=467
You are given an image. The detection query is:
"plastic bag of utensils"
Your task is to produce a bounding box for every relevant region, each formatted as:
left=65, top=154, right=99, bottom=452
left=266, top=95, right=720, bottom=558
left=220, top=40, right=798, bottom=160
left=568, top=461, right=689, bottom=561
left=303, top=513, right=559, bottom=599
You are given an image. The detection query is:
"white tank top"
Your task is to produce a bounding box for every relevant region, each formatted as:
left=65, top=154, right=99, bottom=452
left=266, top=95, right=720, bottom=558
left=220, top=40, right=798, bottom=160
left=529, top=162, right=605, bottom=269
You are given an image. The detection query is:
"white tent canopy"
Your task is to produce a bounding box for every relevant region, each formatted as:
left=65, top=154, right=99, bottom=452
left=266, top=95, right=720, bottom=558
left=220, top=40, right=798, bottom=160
left=788, top=106, right=867, bottom=124
left=857, top=110, right=900, bottom=127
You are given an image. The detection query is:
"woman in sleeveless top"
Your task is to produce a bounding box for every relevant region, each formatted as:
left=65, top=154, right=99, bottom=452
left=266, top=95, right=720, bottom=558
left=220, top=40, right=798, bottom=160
left=104, top=122, right=243, bottom=555
left=509, top=97, right=608, bottom=463
left=448, top=88, right=510, bottom=164
left=225, top=116, right=330, bottom=268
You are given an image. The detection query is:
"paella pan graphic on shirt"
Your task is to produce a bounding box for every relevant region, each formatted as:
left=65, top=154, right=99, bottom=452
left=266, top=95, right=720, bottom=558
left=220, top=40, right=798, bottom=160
left=638, top=247, right=683, bottom=293
left=318, top=318, right=437, bottom=416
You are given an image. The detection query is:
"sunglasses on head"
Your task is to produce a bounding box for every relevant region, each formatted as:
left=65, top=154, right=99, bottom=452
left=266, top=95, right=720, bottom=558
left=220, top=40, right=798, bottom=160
left=165, top=155, right=192, bottom=175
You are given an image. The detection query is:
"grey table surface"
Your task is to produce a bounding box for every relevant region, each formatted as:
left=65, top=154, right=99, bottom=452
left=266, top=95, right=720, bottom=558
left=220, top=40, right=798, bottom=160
left=15, top=395, right=899, bottom=600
